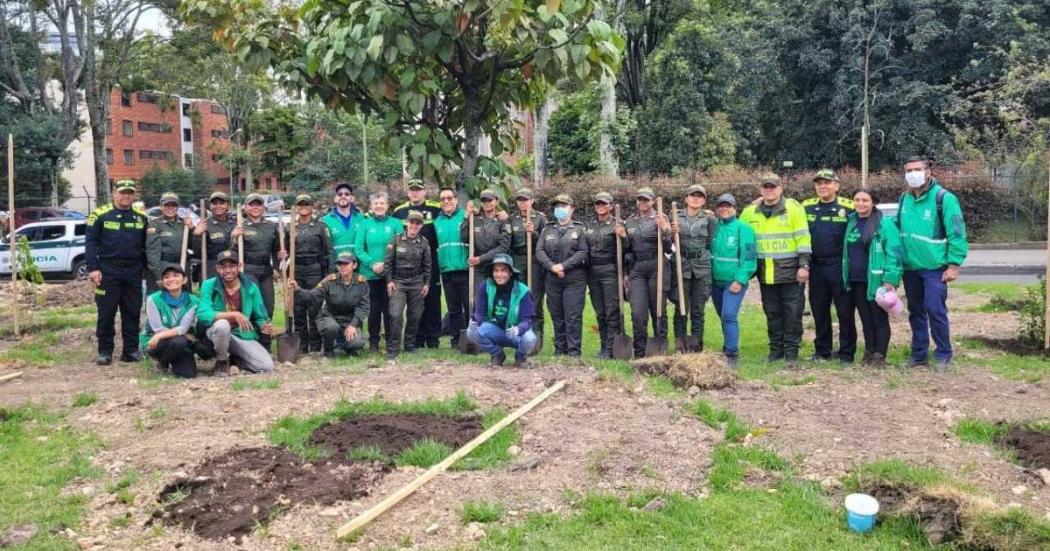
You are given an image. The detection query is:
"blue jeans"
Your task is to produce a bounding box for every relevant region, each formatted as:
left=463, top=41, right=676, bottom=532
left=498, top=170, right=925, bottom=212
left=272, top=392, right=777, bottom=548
left=711, top=282, right=747, bottom=357
left=902, top=269, right=952, bottom=363
left=467, top=322, right=537, bottom=360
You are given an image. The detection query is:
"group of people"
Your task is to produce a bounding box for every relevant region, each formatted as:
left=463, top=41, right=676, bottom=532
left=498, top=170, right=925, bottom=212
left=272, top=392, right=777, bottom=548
left=84, top=156, right=967, bottom=377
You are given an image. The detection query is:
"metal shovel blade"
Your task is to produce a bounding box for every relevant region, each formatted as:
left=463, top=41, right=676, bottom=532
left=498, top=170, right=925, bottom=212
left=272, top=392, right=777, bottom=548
left=457, top=330, right=479, bottom=354
left=681, top=335, right=700, bottom=354
left=276, top=333, right=301, bottom=364
left=645, top=336, right=669, bottom=358
left=612, top=334, right=633, bottom=360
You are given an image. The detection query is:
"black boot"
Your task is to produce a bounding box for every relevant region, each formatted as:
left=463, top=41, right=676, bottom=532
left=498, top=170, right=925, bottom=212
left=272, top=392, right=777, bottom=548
left=96, top=353, right=112, bottom=366
left=120, top=350, right=143, bottom=362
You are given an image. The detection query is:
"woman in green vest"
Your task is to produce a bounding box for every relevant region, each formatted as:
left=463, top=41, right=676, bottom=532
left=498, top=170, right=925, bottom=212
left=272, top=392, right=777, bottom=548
left=140, top=263, right=200, bottom=377
left=354, top=191, right=404, bottom=351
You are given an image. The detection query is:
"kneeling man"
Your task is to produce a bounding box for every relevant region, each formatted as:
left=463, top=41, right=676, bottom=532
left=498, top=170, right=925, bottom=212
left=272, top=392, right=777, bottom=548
left=197, top=250, right=275, bottom=375
left=467, top=254, right=537, bottom=368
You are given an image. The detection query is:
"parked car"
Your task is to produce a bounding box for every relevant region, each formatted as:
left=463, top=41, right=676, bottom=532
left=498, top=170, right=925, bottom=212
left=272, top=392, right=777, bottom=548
left=2, top=207, right=85, bottom=230
left=0, top=219, right=88, bottom=280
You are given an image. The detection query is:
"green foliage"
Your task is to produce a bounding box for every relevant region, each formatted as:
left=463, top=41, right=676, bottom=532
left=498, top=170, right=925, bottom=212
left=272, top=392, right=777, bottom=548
left=251, top=106, right=310, bottom=184
left=953, top=418, right=1008, bottom=446
left=288, top=108, right=402, bottom=192
left=72, top=392, right=99, bottom=408
left=461, top=500, right=505, bottom=524
left=548, top=85, right=635, bottom=175
left=230, top=378, right=282, bottom=391
left=139, top=166, right=214, bottom=206
left=15, top=237, right=44, bottom=286
left=1018, top=278, right=1047, bottom=349
left=345, top=445, right=387, bottom=462
left=708, top=443, right=790, bottom=491
left=394, top=439, right=454, bottom=468
left=0, top=103, right=75, bottom=208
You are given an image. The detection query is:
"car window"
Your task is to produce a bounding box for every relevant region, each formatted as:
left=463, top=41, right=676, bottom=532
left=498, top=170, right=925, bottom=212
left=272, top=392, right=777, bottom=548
left=39, top=226, right=66, bottom=241
left=15, top=228, right=41, bottom=242
left=74, top=224, right=86, bottom=236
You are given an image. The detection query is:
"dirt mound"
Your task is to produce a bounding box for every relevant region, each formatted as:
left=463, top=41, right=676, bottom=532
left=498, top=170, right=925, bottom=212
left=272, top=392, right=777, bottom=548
left=631, top=352, right=736, bottom=389
left=308, top=413, right=484, bottom=458
left=969, top=336, right=1048, bottom=357
left=996, top=426, right=1050, bottom=470
left=152, top=447, right=388, bottom=541
left=861, top=483, right=966, bottom=545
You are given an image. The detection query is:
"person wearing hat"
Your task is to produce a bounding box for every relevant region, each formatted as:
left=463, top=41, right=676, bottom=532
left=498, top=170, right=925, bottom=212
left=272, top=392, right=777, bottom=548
left=710, top=194, right=757, bottom=367
left=534, top=193, right=588, bottom=357
left=290, top=194, right=333, bottom=353
left=463, top=188, right=511, bottom=275
left=585, top=191, right=621, bottom=358
left=392, top=179, right=443, bottom=349
left=466, top=254, right=538, bottom=367
left=290, top=252, right=369, bottom=357
left=434, top=188, right=471, bottom=348
left=146, top=192, right=194, bottom=293
left=354, top=191, right=404, bottom=352
left=234, top=194, right=283, bottom=337
left=193, top=191, right=237, bottom=278
left=383, top=210, right=432, bottom=360
left=86, top=179, right=149, bottom=365
left=140, top=263, right=200, bottom=378
left=614, top=186, right=673, bottom=358
left=739, top=173, right=812, bottom=368
left=507, top=188, right=548, bottom=348
left=670, top=183, right=720, bottom=352
left=321, top=181, right=362, bottom=260
left=196, top=250, right=275, bottom=375
left=802, top=169, right=857, bottom=364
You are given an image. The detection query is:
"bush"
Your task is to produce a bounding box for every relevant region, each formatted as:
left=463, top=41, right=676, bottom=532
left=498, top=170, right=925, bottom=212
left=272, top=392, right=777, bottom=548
left=1019, top=279, right=1046, bottom=349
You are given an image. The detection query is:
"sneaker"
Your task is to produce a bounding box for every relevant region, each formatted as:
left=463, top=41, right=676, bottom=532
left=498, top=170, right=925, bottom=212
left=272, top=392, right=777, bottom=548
left=808, top=354, right=831, bottom=362
left=96, top=353, right=112, bottom=366
left=908, top=357, right=928, bottom=368
left=934, top=359, right=951, bottom=373
left=766, top=353, right=785, bottom=363
left=212, top=360, right=230, bottom=377
left=490, top=353, right=506, bottom=367
left=725, top=355, right=738, bottom=369
left=120, top=350, right=144, bottom=362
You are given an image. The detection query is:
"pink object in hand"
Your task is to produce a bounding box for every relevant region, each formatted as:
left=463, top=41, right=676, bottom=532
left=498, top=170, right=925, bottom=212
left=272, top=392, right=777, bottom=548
left=875, top=286, right=904, bottom=316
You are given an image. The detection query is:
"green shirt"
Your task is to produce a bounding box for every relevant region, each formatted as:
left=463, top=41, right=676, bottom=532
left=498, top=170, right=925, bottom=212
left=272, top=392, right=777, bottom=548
left=322, top=208, right=362, bottom=257
left=434, top=208, right=469, bottom=273
left=844, top=213, right=903, bottom=300
left=711, top=216, right=757, bottom=286
left=196, top=275, right=269, bottom=341
left=353, top=215, right=404, bottom=280
left=897, top=181, right=968, bottom=271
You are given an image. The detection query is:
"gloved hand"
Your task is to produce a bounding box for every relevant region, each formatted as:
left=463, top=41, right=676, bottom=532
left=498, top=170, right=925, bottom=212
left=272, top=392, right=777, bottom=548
left=505, top=326, right=519, bottom=339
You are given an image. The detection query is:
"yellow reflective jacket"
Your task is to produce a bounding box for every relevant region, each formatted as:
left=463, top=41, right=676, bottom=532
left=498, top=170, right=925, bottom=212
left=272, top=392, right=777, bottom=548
left=739, top=197, right=812, bottom=285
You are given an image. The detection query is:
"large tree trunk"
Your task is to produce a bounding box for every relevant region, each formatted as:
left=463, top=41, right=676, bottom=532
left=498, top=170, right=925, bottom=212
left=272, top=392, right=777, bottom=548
left=599, top=75, right=619, bottom=181
left=533, top=96, right=551, bottom=187
left=76, top=1, right=109, bottom=202
left=456, top=119, right=482, bottom=190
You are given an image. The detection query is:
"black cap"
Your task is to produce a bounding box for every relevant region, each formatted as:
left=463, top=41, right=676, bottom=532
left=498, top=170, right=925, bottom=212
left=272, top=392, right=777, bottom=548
left=161, top=263, right=186, bottom=276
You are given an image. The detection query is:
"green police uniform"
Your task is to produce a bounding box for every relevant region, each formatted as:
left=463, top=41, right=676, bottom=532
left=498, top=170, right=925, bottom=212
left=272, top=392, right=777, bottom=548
left=509, top=208, right=547, bottom=338
left=673, top=208, right=718, bottom=351
left=291, top=215, right=333, bottom=352
left=145, top=215, right=188, bottom=291
left=384, top=224, right=432, bottom=357
left=296, top=272, right=370, bottom=355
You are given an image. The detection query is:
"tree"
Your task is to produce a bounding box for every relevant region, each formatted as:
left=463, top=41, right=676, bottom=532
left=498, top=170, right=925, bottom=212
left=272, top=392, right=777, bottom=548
left=0, top=103, right=75, bottom=207
left=617, top=0, right=694, bottom=107
left=288, top=107, right=402, bottom=192
left=250, top=106, right=310, bottom=187
left=139, top=166, right=211, bottom=205
left=547, top=84, right=634, bottom=175
left=182, top=0, right=623, bottom=192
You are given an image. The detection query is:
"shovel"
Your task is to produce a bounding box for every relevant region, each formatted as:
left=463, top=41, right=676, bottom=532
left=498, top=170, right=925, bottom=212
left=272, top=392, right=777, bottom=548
left=199, top=199, right=208, bottom=286
left=525, top=203, right=542, bottom=356
left=276, top=209, right=300, bottom=363
left=672, top=202, right=699, bottom=353
left=458, top=209, right=479, bottom=354
left=179, top=216, right=190, bottom=292
left=645, top=197, right=669, bottom=357
left=611, top=204, right=633, bottom=360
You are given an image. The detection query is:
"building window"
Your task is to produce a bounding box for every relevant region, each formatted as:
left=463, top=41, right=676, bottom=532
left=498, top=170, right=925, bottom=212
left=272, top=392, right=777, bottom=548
left=183, top=128, right=192, bottom=142
left=120, top=91, right=131, bottom=107
left=184, top=153, right=194, bottom=168
left=122, top=120, right=133, bottom=137
left=123, top=150, right=134, bottom=165
left=105, top=149, right=113, bottom=165
left=210, top=129, right=227, bottom=139
left=137, top=122, right=172, bottom=133
left=210, top=105, right=225, bottom=114
left=140, top=150, right=174, bottom=161
left=136, top=92, right=159, bottom=103
left=211, top=154, right=223, bottom=162
left=182, top=103, right=191, bottom=117
left=105, top=119, right=112, bottom=135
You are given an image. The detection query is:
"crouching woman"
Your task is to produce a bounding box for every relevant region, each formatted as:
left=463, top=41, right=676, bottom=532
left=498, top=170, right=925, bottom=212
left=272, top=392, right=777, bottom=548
left=467, top=254, right=538, bottom=368
left=140, top=263, right=199, bottom=377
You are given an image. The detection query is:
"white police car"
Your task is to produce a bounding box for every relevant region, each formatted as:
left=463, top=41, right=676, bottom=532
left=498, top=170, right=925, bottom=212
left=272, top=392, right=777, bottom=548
left=0, top=219, right=88, bottom=280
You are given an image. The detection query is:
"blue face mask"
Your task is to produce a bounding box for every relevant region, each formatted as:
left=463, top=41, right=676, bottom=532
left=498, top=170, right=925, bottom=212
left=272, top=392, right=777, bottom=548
left=553, top=206, right=570, bottom=222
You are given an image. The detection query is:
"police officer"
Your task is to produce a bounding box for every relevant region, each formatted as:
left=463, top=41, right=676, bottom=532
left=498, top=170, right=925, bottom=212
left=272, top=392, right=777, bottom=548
left=291, top=252, right=369, bottom=357
left=508, top=188, right=547, bottom=347
left=536, top=194, right=589, bottom=357
left=463, top=188, right=510, bottom=275
left=194, top=191, right=237, bottom=278
left=392, top=180, right=442, bottom=349
left=86, top=180, right=148, bottom=365
left=235, top=193, right=283, bottom=348
left=585, top=192, right=620, bottom=358
left=385, top=210, right=432, bottom=360
left=290, top=194, right=333, bottom=353
left=145, top=192, right=193, bottom=293
left=670, top=184, right=719, bottom=352
left=739, top=174, right=812, bottom=369
left=616, top=187, right=672, bottom=358
left=802, top=169, right=856, bottom=363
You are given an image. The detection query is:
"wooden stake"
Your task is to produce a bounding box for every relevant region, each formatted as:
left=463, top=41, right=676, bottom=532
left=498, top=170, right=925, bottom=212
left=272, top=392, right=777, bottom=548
left=7, top=134, right=18, bottom=337
left=335, top=380, right=567, bottom=539
left=1044, top=159, right=1050, bottom=351
left=0, top=371, right=22, bottom=383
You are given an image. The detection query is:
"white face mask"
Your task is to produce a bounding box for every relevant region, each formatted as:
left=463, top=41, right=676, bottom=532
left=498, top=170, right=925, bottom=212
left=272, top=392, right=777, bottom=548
left=905, top=170, right=926, bottom=188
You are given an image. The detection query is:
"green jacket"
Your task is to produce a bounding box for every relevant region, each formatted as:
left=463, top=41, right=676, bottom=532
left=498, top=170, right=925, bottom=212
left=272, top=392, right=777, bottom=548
left=434, top=208, right=469, bottom=273
left=897, top=180, right=968, bottom=271
left=139, top=291, right=199, bottom=350
left=843, top=213, right=903, bottom=301
left=321, top=207, right=362, bottom=257
left=353, top=215, right=404, bottom=280
left=711, top=216, right=757, bottom=286
left=485, top=279, right=529, bottom=327
left=196, top=274, right=269, bottom=341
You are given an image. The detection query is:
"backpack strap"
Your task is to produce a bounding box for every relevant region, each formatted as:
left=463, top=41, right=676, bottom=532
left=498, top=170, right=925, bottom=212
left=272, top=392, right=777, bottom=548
left=932, top=187, right=948, bottom=240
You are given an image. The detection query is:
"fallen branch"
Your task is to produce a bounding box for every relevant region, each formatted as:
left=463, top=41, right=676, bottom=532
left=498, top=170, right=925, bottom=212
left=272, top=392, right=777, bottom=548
left=0, top=371, right=23, bottom=383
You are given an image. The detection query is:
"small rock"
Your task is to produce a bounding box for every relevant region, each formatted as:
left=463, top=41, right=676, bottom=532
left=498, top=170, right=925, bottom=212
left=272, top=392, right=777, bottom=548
left=936, top=398, right=953, bottom=407
left=463, top=522, right=486, bottom=541
left=319, top=506, right=342, bottom=517
left=80, top=486, right=96, bottom=497
left=124, top=397, right=142, bottom=407
left=509, top=456, right=542, bottom=472
left=424, top=522, right=440, bottom=534
left=1036, top=468, right=1050, bottom=487
left=507, top=445, right=521, bottom=457
left=642, top=497, right=667, bottom=512
left=1, top=524, right=38, bottom=547
left=687, top=385, right=701, bottom=398
left=1012, top=485, right=1028, bottom=496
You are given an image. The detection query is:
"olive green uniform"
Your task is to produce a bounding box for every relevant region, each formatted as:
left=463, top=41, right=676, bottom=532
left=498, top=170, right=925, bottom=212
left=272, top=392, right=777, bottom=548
left=290, top=219, right=333, bottom=352
left=202, top=215, right=236, bottom=278
left=384, top=233, right=432, bottom=356
left=240, top=217, right=280, bottom=317
left=145, top=216, right=188, bottom=292
left=673, top=210, right=718, bottom=350
left=461, top=213, right=510, bottom=275
left=536, top=220, right=589, bottom=357
left=585, top=216, right=620, bottom=357
left=624, top=212, right=673, bottom=357
left=509, top=210, right=547, bottom=338
left=296, top=275, right=370, bottom=354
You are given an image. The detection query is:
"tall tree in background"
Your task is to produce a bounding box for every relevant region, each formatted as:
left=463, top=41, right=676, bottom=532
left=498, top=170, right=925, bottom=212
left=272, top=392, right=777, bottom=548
left=183, top=0, right=623, bottom=191
left=617, top=0, right=693, bottom=107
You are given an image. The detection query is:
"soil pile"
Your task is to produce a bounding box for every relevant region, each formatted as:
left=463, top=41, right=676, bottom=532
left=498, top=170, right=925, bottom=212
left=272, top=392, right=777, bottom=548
left=308, top=413, right=484, bottom=457
left=995, top=426, right=1050, bottom=470
left=153, top=447, right=388, bottom=541
left=42, top=279, right=95, bottom=308
left=862, top=483, right=965, bottom=545
left=631, top=352, right=736, bottom=389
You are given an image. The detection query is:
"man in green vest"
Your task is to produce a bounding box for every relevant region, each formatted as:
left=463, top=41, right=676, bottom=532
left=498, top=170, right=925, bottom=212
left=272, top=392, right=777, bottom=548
left=321, top=181, right=361, bottom=259
left=466, top=254, right=538, bottom=368
left=196, top=250, right=274, bottom=376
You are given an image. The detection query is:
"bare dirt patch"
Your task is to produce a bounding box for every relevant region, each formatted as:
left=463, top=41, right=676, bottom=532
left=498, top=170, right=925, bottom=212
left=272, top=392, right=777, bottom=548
left=996, top=426, right=1050, bottom=470
left=151, top=447, right=388, bottom=542
left=308, top=413, right=483, bottom=458
left=631, top=352, right=736, bottom=389
left=41, top=279, right=95, bottom=308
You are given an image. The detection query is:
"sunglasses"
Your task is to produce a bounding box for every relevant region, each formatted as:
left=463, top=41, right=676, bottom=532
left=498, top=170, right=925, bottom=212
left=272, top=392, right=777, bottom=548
left=335, top=191, right=352, bottom=197
left=761, top=183, right=779, bottom=189
left=594, top=201, right=610, bottom=206
left=688, top=192, right=705, bottom=198
left=481, top=197, right=496, bottom=203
